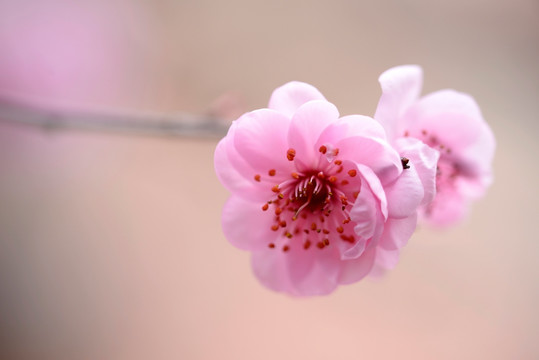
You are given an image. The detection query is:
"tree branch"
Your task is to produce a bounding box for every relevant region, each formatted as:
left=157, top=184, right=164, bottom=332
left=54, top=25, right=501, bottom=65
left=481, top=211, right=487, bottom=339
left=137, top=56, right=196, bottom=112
left=0, top=95, right=230, bottom=139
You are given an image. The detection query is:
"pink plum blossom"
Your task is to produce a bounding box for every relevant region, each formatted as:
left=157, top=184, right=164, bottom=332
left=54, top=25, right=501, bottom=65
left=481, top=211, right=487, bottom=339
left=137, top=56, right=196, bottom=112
left=374, top=65, right=496, bottom=227
left=215, top=82, right=438, bottom=296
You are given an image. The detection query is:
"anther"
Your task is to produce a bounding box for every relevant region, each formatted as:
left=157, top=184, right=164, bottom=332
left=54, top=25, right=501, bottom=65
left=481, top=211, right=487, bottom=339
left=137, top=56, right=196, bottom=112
left=304, top=240, right=311, bottom=250
left=283, top=245, right=290, bottom=252
left=285, top=232, right=293, bottom=238
left=254, top=174, right=261, bottom=182
left=322, top=229, right=330, bottom=234
left=341, top=180, right=349, bottom=186
left=271, top=185, right=280, bottom=193
left=323, top=239, right=330, bottom=246
left=286, top=148, right=296, bottom=161
left=278, top=193, right=284, bottom=199
left=268, top=243, right=275, bottom=248
left=275, top=207, right=282, bottom=215
left=340, top=234, right=355, bottom=243
left=316, top=242, right=325, bottom=249
left=334, top=160, right=342, bottom=165
left=271, top=225, right=279, bottom=231
left=268, top=169, right=276, bottom=176
left=336, top=226, right=344, bottom=233
left=353, top=191, right=359, bottom=199
left=401, top=157, right=410, bottom=170
left=291, top=172, right=300, bottom=179
left=279, top=220, right=287, bottom=228
left=348, top=169, right=357, bottom=177
left=262, top=203, right=269, bottom=211
left=329, top=176, right=337, bottom=183
left=319, top=145, right=327, bottom=154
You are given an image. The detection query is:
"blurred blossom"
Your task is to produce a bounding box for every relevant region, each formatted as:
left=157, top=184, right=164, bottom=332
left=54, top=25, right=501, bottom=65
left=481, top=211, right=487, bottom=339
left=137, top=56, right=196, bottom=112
left=375, top=65, right=496, bottom=226
left=0, top=0, right=146, bottom=104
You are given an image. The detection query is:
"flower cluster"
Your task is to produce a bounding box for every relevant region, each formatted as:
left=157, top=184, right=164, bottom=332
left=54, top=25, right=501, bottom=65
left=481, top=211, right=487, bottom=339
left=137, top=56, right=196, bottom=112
left=214, top=65, right=495, bottom=296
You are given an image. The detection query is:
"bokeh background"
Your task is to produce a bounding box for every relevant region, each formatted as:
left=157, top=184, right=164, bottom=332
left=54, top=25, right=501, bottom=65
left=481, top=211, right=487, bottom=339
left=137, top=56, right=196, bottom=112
left=1, top=0, right=538, bottom=359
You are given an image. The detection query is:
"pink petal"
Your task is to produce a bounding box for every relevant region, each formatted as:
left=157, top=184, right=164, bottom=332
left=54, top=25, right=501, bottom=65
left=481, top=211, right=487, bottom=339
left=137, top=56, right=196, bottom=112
left=395, top=137, right=440, bottom=206
left=285, top=247, right=341, bottom=296
left=251, top=247, right=340, bottom=296
left=233, top=108, right=295, bottom=175
left=384, top=159, right=424, bottom=219
left=268, top=81, right=327, bottom=118
left=374, top=65, right=423, bottom=140
left=214, top=125, right=271, bottom=202
left=287, top=100, right=340, bottom=171
left=251, top=249, right=295, bottom=295
left=402, top=90, right=485, bottom=154
left=337, top=247, right=377, bottom=285
left=356, top=164, right=388, bottom=219
left=221, top=195, right=278, bottom=251
left=458, top=119, right=496, bottom=177
left=375, top=247, right=400, bottom=270
left=316, top=115, right=388, bottom=147
left=336, top=136, right=402, bottom=185
left=420, top=187, right=470, bottom=227
left=379, top=213, right=418, bottom=250
left=347, top=183, right=378, bottom=258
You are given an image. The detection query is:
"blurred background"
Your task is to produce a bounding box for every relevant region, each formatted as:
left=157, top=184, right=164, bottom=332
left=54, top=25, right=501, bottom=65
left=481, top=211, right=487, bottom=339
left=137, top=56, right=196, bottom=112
left=0, top=0, right=538, bottom=359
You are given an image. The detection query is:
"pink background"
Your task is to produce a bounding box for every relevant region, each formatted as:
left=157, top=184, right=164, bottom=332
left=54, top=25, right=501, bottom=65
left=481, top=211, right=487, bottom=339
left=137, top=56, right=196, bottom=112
left=1, top=0, right=538, bottom=359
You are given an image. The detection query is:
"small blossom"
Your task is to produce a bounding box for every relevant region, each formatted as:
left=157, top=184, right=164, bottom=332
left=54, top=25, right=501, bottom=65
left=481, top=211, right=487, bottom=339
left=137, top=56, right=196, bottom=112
left=374, top=65, right=496, bottom=227
left=215, top=81, right=436, bottom=295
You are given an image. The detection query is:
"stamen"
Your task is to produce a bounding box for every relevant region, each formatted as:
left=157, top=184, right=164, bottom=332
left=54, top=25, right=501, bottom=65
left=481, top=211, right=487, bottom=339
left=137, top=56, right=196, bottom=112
left=319, top=145, right=327, bottom=154
left=268, top=243, right=275, bottom=248
left=268, top=169, right=276, bottom=176
left=286, top=148, right=296, bottom=161
left=347, top=169, right=357, bottom=177
left=282, top=245, right=290, bottom=252
left=304, top=240, right=311, bottom=249
left=262, top=203, right=269, bottom=211
left=254, top=174, right=261, bottom=182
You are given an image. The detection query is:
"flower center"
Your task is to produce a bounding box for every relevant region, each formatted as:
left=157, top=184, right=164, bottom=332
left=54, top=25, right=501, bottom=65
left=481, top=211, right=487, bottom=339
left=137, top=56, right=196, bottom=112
left=404, top=128, right=459, bottom=191
left=255, top=146, right=361, bottom=252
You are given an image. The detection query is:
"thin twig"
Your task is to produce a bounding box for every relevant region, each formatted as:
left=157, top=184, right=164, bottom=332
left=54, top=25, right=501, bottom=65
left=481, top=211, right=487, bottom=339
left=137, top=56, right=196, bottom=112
left=0, top=94, right=230, bottom=139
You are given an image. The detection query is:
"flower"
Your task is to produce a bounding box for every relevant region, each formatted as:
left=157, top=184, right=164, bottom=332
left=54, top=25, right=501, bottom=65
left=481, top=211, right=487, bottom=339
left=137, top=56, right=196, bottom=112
left=214, top=81, right=437, bottom=296
left=374, top=65, right=496, bottom=227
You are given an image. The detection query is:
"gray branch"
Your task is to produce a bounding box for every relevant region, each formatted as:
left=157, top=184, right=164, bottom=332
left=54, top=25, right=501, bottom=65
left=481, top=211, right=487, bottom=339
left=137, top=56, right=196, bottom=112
left=0, top=95, right=230, bottom=139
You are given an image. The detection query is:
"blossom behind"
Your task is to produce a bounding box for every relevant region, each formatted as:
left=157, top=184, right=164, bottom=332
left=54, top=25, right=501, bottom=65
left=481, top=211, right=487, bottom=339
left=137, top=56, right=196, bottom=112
left=375, top=65, right=496, bottom=227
